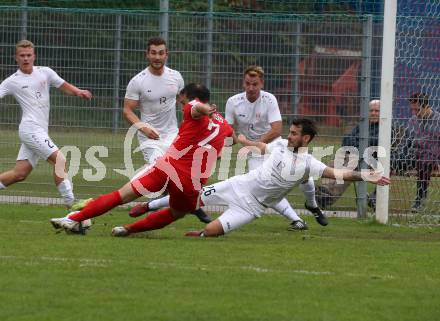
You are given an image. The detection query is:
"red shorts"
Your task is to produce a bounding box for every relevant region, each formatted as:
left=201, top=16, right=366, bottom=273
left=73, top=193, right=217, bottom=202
left=131, top=165, right=200, bottom=213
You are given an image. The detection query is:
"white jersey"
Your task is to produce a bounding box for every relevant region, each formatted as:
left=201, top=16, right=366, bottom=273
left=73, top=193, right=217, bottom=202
left=125, top=66, right=184, bottom=139
left=0, top=66, right=65, bottom=133
left=225, top=90, right=282, bottom=141
left=229, top=139, right=327, bottom=210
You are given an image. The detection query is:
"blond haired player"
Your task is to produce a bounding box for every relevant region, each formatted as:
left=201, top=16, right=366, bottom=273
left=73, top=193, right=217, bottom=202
left=0, top=40, right=92, bottom=207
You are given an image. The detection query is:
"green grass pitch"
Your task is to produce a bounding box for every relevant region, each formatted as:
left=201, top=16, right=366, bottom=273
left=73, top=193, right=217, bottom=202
left=0, top=204, right=439, bottom=321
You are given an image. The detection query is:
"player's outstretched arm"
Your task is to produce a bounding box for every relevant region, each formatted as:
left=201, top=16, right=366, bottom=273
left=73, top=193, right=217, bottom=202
left=59, top=82, right=92, bottom=100
left=322, top=167, right=390, bottom=186
left=237, top=134, right=267, bottom=155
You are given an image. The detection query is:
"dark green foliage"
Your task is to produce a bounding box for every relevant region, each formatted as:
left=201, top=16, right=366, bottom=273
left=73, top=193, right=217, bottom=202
left=2, top=0, right=383, bottom=14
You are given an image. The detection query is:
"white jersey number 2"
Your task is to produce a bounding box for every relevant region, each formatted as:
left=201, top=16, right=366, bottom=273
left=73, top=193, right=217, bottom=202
left=198, top=120, right=220, bottom=149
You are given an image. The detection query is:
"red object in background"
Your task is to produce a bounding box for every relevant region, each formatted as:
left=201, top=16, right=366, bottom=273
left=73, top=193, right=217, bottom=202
left=295, top=47, right=361, bottom=127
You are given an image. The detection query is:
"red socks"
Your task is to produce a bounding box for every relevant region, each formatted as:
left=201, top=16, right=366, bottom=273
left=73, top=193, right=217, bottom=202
left=126, top=208, right=177, bottom=233
left=68, top=192, right=176, bottom=234
left=69, top=191, right=122, bottom=221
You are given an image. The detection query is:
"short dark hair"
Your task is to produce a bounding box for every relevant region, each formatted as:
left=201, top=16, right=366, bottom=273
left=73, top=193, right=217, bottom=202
left=409, top=92, right=429, bottom=108
left=147, top=37, right=167, bottom=52
left=182, top=83, right=210, bottom=103
left=290, top=118, right=318, bottom=140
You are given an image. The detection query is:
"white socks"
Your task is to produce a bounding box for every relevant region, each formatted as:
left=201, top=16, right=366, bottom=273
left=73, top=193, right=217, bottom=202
left=148, top=195, right=170, bottom=210
left=272, top=198, right=302, bottom=221
left=57, top=179, right=75, bottom=207
left=300, top=178, right=318, bottom=208
left=0, top=182, right=6, bottom=190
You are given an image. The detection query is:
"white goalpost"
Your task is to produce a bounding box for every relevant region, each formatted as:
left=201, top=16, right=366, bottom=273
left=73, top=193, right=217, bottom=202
left=376, top=0, right=397, bottom=224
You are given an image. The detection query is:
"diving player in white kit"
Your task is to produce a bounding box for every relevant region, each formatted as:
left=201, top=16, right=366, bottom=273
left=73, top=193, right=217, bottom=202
left=186, top=118, right=390, bottom=237
left=0, top=40, right=92, bottom=207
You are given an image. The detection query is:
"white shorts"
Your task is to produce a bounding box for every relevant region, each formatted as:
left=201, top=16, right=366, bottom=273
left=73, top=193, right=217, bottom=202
left=137, top=132, right=177, bottom=164
left=200, top=180, right=265, bottom=234
left=17, top=131, right=59, bottom=168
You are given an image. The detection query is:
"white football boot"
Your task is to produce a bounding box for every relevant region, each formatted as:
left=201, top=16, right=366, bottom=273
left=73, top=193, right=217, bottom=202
left=50, top=212, right=80, bottom=231
left=111, top=226, right=130, bottom=237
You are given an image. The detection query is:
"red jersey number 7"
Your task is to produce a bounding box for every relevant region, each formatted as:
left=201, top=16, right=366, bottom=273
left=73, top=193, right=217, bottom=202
left=198, top=120, right=220, bottom=149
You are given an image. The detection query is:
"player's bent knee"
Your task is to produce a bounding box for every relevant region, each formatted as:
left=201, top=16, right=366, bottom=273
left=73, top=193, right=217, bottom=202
left=118, top=183, right=139, bottom=204
left=203, top=220, right=224, bottom=237
left=170, top=209, right=186, bottom=219
left=13, top=170, right=29, bottom=182
left=12, top=161, right=33, bottom=182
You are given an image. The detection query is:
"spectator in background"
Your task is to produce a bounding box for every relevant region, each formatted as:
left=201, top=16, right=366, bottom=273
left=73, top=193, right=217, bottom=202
left=405, top=93, right=440, bottom=212
left=315, top=99, right=380, bottom=210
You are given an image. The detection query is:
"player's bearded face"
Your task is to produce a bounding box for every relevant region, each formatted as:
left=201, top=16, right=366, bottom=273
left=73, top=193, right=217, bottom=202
left=147, top=44, right=168, bottom=71
left=15, top=47, right=35, bottom=74
left=287, top=125, right=304, bottom=148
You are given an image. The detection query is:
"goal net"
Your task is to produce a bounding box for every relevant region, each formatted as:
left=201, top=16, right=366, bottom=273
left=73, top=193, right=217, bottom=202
left=389, top=1, right=440, bottom=224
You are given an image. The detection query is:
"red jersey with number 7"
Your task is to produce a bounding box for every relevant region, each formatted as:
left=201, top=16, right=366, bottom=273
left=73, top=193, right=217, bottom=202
left=166, top=99, right=233, bottom=181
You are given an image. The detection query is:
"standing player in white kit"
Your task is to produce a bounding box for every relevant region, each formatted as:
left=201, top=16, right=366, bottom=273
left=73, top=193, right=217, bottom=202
left=225, top=66, right=326, bottom=230
left=186, top=119, right=390, bottom=237
left=0, top=40, right=92, bottom=208
left=123, top=37, right=211, bottom=223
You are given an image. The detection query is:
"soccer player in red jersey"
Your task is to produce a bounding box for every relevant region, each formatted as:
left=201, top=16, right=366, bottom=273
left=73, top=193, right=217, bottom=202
left=50, top=83, right=233, bottom=235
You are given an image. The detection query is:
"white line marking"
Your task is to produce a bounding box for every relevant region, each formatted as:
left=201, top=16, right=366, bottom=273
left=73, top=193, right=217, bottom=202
left=0, top=255, right=394, bottom=278
left=19, top=220, right=44, bottom=224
